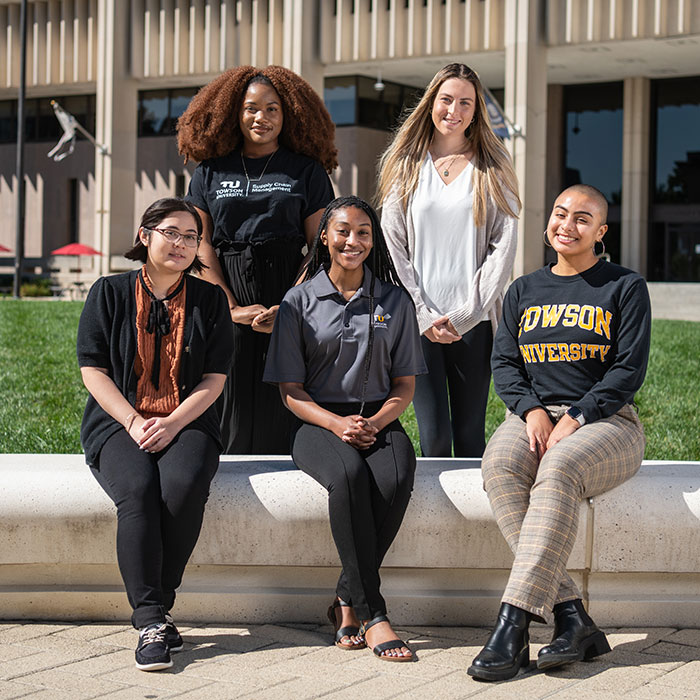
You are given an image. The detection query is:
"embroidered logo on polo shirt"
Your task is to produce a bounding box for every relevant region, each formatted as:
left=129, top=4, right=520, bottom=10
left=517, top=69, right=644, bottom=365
left=373, top=313, right=391, bottom=329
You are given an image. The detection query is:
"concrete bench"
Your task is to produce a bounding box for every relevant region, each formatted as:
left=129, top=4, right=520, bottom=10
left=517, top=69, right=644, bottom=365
left=1, top=455, right=699, bottom=627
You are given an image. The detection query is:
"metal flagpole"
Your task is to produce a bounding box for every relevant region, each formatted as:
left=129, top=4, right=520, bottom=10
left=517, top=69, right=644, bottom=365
left=483, top=85, right=523, bottom=140
left=12, top=0, right=28, bottom=299
left=47, top=100, right=108, bottom=161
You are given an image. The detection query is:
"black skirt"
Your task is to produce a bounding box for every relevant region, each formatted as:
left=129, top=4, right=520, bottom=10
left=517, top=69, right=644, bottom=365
left=216, top=237, right=304, bottom=454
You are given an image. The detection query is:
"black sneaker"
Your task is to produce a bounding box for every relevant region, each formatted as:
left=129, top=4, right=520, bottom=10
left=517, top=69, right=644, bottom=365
left=135, top=623, right=172, bottom=671
left=164, top=613, right=184, bottom=652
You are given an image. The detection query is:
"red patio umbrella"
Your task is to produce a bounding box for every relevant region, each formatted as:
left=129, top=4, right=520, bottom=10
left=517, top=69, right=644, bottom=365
left=51, top=243, right=102, bottom=282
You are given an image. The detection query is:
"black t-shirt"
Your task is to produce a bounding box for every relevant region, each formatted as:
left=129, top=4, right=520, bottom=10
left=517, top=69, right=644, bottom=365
left=186, top=146, right=334, bottom=247
left=491, top=260, right=651, bottom=424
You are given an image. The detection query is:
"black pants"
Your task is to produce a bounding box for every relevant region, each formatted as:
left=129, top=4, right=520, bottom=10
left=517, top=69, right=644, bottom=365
left=218, top=322, right=294, bottom=454
left=413, top=321, right=493, bottom=458
left=291, top=402, right=416, bottom=621
left=91, top=428, right=219, bottom=629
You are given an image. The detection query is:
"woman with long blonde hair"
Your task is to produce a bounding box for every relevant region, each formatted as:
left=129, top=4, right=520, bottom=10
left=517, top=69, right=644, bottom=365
left=378, top=63, right=520, bottom=457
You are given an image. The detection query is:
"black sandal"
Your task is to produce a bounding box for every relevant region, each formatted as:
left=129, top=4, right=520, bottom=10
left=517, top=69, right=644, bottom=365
left=327, top=599, right=366, bottom=650
left=359, top=615, right=414, bottom=662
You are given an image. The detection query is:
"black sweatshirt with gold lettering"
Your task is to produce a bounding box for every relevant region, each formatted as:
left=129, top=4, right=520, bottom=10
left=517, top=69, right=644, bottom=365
left=492, top=259, right=651, bottom=424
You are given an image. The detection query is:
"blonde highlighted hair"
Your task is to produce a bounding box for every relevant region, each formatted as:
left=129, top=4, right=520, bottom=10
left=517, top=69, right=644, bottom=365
left=376, top=63, right=520, bottom=225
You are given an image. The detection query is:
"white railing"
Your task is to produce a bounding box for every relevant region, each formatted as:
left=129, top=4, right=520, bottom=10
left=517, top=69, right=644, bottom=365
left=319, top=0, right=506, bottom=64
left=1, top=0, right=698, bottom=91
left=546, top=0, right=700, bottom=45
left=0, top=0, right=97, bottom=89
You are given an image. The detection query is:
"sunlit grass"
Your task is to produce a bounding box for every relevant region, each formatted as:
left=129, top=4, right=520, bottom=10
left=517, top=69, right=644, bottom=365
left=1, top=300, right=698, bottom=460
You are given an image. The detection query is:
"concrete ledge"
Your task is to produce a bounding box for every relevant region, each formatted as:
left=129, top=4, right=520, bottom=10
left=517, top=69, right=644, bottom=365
left=1, top=455, right=699, bottom=626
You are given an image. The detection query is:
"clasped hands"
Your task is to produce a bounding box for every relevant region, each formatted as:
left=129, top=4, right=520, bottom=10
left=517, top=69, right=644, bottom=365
left=424, top=315, right=461, bottom=344
left=334, top=415, right=379, bottom=450
left=525, top=407, right=581, bottom=459
left=127, top=414, right=181, bottom=453
left=230, top=304, right=279, bottom=333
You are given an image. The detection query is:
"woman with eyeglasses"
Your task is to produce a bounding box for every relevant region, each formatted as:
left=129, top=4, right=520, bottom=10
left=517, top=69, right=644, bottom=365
left=178, top=65, right=337, bottom=454
left=77, top=198, right=233, bottom=672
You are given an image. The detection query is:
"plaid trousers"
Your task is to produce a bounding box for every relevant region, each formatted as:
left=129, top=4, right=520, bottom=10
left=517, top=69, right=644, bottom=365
left=481, top=403, right=644, bottom=622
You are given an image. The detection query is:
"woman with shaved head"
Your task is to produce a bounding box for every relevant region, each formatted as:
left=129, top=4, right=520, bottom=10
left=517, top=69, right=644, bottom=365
left=468, top=184, right=651, bottom=682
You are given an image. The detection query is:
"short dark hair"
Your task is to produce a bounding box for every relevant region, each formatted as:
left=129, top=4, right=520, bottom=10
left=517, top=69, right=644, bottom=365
left=560, top=184, right=609, bottom=224
left=124, top=198, right=207, bottom=273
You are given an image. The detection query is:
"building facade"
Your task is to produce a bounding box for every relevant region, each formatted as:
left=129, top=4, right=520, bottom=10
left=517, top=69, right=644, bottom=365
left=1, top=0, right=699, bottom=283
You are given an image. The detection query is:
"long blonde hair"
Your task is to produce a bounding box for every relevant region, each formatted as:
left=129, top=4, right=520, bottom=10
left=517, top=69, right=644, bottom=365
left=376, top=63, right=520, bottom=225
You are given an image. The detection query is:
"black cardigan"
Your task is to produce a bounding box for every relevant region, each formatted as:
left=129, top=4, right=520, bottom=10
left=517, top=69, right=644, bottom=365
left=77, top=270, right=233, bottom=466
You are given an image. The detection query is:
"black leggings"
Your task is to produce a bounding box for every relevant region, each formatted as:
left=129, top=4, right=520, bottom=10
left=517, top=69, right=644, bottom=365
left=91, top=428, right=219, bottom=628
left=291, top=403, right=416, bottom=621
left=413, top=320, right=493, bottom=457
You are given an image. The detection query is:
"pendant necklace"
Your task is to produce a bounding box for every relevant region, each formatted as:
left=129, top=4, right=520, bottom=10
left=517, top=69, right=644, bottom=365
left=434, top=147, right=469, bottom=178
left=241, top=149, right=277, bottom=196
left=442, top=154, right=460, bottom=177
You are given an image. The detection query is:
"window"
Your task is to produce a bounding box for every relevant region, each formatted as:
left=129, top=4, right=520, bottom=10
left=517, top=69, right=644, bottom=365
left=0, top=101, right=14, bottom=142
left=175, top=174, right=186, bottom=198
left=653, top=77, right=700, bottom=204
left=324, top=76, right=421, bottom=131
left=649, top=76, right=700, bottom=281
left=138, top=88, right=199, bottom=137
left=68, top=179, right=79, bottom=244
left=324, top=77, right=356, bottom=126
left=563, top=82, right=623, bottom=264
left=0, top=95, right=95, bottom=144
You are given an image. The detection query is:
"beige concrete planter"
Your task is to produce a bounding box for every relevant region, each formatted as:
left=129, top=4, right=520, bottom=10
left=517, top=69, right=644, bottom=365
left=1, top=456, right=698, bottom=627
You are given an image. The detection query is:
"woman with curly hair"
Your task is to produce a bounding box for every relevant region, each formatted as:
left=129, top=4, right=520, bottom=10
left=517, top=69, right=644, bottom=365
left=264, top=196, right=426, bottom=661
left=377, top=63, right=520, bottom=458
left=178, top=65, right=337, bottom=454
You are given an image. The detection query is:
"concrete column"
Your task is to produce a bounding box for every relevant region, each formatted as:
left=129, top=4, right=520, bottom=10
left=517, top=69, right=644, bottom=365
left=504, top=0, right=548, bottom=278
left=545, top=84, right=564, bottom=208
left=95, top=0, right=137, bottom=274
left=284, top=0, right=323, bottom=94
left=621, top=77, right=650, bottom=275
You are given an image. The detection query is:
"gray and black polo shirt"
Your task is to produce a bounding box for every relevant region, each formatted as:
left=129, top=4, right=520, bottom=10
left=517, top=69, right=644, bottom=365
left=263, top=266, right=426, bottom=404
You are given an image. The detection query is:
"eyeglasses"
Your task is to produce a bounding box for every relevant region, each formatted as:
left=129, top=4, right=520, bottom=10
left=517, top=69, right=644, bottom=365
left=145, top=227, right=201, bottom=248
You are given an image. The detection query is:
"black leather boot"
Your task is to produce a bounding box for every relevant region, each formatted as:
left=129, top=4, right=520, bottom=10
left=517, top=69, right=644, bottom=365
left=537, top=599, right=611, bottom=670
left=467, top=603, right=531, bottom=681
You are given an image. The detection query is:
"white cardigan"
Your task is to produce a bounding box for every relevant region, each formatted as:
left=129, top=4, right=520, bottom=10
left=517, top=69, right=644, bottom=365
left=381, top=178, right=518, bottom=337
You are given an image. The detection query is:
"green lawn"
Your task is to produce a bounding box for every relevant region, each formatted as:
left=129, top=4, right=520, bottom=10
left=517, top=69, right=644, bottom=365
left=1, top=301, right=698, bottom=460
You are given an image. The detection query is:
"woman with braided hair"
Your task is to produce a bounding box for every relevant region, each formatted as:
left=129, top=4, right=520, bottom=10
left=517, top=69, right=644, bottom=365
left=264, top=196, right=426, bottom=661
left=178, top=65, right=337, bottom=454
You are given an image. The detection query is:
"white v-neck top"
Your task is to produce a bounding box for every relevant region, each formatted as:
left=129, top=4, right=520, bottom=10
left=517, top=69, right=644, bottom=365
left=410, top=154, right=477, bottom=316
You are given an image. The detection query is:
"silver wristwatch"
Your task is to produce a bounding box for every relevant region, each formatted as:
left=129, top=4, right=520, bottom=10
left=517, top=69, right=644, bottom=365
left=566, top=406, right=586, bottom=426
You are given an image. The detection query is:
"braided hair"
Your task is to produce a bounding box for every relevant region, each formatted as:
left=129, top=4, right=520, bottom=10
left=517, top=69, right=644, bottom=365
left=300, top=196, right=407, bottom=415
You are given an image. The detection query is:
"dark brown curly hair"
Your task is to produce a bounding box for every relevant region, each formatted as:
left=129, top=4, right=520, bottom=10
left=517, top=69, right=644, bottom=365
left=177, top=65, right=338, bottom=172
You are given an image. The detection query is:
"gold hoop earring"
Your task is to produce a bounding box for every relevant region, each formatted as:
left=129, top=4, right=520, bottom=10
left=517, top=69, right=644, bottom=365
left=594, top=239, right=606, bottom=258
left=543, top=230, right=553, bottom=248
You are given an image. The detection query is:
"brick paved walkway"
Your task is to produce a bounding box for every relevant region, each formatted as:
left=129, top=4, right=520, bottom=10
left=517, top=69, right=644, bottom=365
left=1, top=621, right=698, bottom=698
